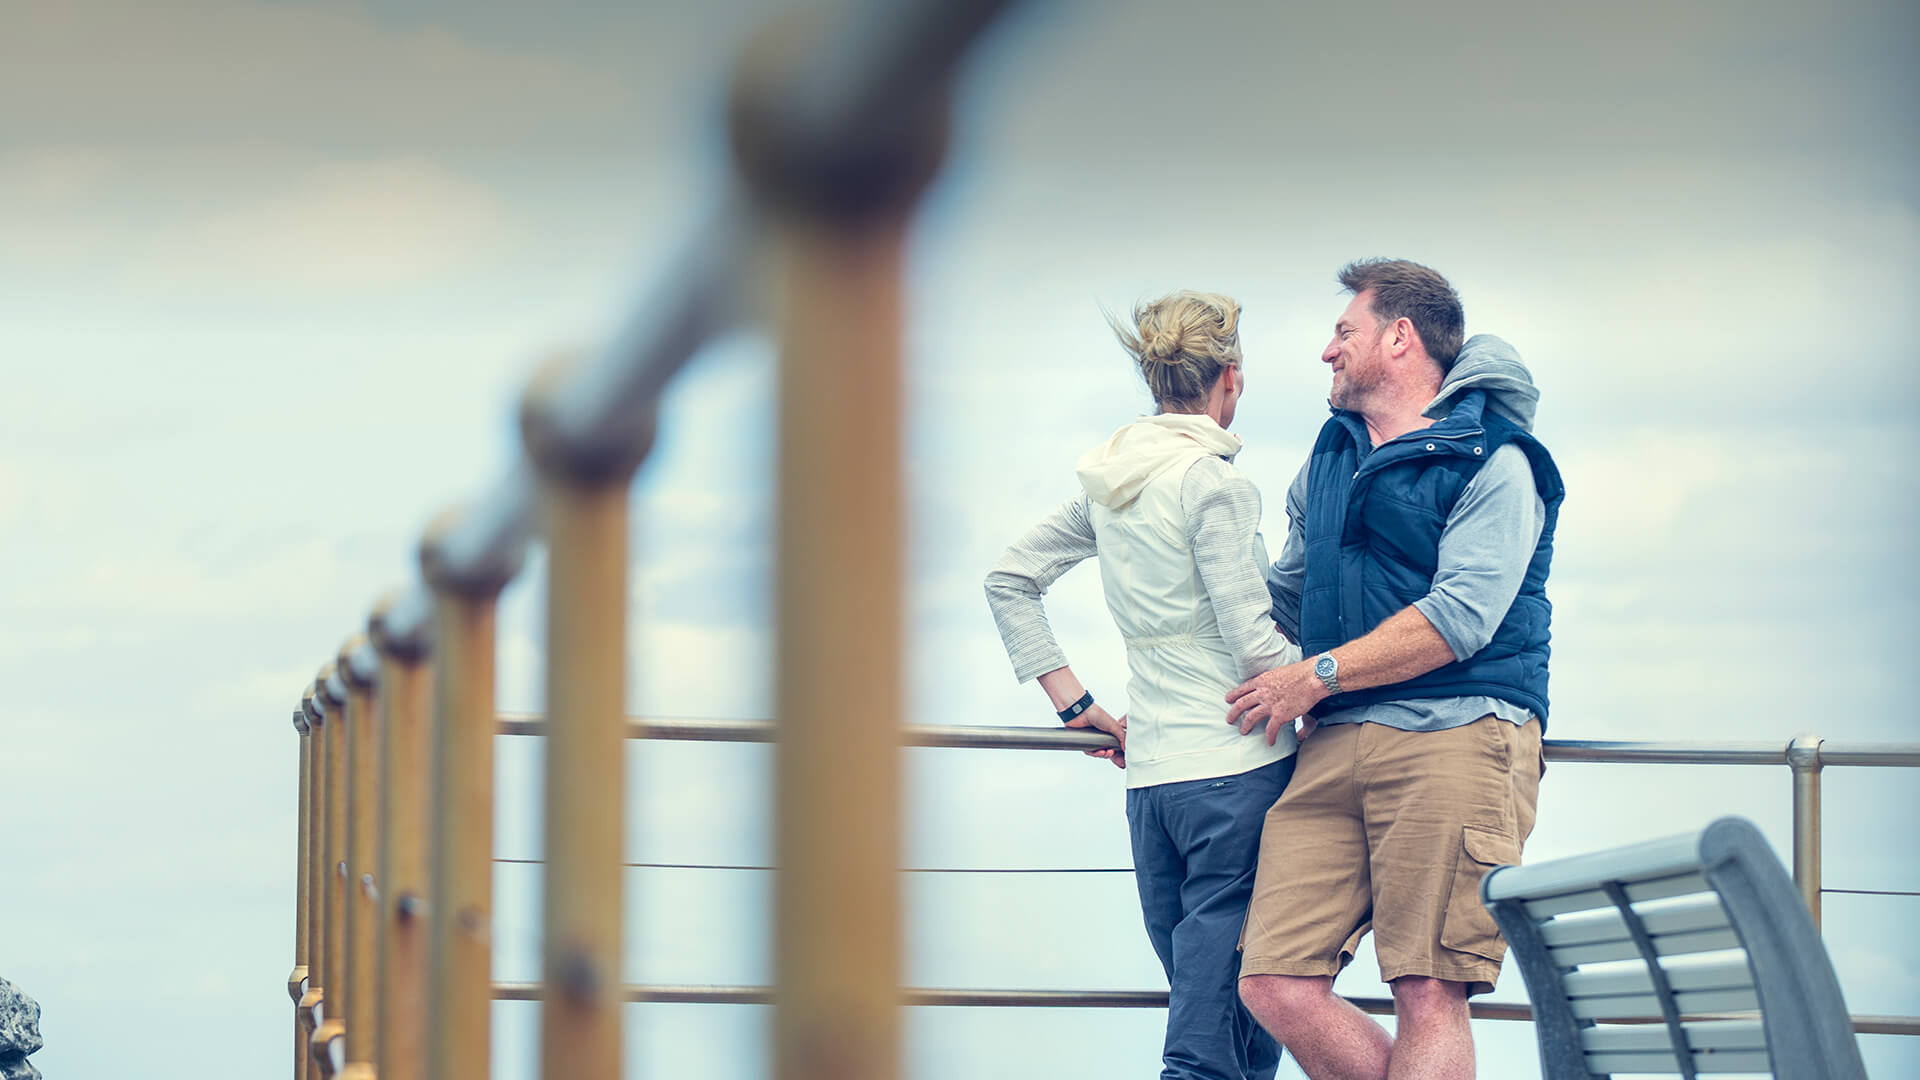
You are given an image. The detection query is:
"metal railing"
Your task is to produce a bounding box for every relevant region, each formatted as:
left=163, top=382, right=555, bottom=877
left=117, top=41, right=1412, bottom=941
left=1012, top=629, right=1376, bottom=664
left=274, top=1, right=1920, bottom=1078
left=292, top=692, right=1920, bottom=1080
left=476, top=719, right=1919, bottom=1040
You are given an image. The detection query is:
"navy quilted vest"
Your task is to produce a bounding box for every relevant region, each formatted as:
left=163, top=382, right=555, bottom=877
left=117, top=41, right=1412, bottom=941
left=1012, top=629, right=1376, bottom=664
left=1298, top=390, right=1565, bottom=723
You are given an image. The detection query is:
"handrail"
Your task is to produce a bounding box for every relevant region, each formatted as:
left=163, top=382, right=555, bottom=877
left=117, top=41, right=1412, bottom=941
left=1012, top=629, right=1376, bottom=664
left=476, top=722, right=1920, bottom=1047
left=490, top=713, right=1920, bottom=769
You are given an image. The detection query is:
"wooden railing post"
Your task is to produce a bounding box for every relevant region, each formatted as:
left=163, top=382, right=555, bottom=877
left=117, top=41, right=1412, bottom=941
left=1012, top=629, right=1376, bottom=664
left=726, top=7, right=979, bottom=1072
left=290, top=703, right=313, bottom=1080
left=338, top=635, right=383, bottom=1077
left=521, top=367, right=649, bottom=1080
left=298, top=690, right=327, bottom=1073
left=420, top=515, right=518, bottom=1080
left=342, top=636, right=388, bottom=1080
left=371, top=596, right=435, bottom=1080
left=312, top=663, right=350, bottom=1075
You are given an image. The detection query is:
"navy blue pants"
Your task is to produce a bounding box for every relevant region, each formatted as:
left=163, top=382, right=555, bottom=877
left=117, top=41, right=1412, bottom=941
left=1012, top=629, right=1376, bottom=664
left=1127, top=758, right=1294, bottom=1080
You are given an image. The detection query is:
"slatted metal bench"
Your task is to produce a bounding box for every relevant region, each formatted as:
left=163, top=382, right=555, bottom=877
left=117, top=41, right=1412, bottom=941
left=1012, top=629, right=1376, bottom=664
left=1480, top=815, right=1867, bottom=1079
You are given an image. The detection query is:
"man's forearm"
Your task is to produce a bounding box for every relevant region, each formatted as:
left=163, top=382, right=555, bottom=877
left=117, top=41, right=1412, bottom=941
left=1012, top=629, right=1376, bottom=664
left=1323, top=605, right=1456, bottom=693
left=1226, top=604, right=1459, bottom=743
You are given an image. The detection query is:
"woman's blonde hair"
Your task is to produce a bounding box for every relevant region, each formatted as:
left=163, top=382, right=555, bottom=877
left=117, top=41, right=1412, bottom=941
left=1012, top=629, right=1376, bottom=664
left=1106, top=290, right=1243, bottom=411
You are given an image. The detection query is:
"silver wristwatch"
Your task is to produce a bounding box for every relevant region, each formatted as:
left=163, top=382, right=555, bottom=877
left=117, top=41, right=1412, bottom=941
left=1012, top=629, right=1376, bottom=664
left=1313, top=651, right=1341, bottom=694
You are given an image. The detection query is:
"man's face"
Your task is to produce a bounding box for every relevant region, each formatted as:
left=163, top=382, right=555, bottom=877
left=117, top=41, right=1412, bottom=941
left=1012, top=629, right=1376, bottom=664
left=1322, top=291, right=1387, bottom=410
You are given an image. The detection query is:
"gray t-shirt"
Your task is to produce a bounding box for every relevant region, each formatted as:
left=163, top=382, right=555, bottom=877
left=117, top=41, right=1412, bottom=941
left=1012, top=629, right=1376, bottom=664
left=1266, top=437, right=1546, bottom=732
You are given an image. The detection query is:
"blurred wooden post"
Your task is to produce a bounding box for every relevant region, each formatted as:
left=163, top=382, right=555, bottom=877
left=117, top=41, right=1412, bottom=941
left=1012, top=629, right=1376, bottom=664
left=290, top=703, right=313, bottom=1080
left=298, top=691, right=327, bottom=1072
left=339, top=635, right=383, bottom=1076
left=420, top=519, right=516, bottom=1080
left=769, top=224, right=911, bottom=1080
left=727, top=16, right=962, bottom=1077
left=312, top=664, right=350, bottom=1074
left=521, top=366, right=649, bottom=1080
left=371, top=597, right=435, bottom=1080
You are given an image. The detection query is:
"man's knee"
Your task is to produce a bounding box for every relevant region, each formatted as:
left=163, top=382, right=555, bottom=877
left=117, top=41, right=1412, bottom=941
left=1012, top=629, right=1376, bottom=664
left=1239, top=973, right=1334, bottom=1026
left=1389, top=975, right=1467, bottom=1022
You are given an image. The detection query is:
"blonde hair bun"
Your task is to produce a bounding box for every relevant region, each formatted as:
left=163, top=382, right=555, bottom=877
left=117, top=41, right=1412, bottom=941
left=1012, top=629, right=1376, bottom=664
left=1145, top=326, right=1185, bottom=364
left=1107, top=290, right=1244, bottom=408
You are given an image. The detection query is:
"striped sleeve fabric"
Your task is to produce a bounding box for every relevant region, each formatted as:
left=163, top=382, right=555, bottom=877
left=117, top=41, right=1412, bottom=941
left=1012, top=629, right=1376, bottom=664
left=983, top=493, right=1099, bottom=683
left=1183, top=457, right=1301, bottom=679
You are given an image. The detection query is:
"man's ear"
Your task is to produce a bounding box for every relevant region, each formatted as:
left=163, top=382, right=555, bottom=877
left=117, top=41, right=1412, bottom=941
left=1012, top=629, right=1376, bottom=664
left=1386, top=317, right=1418, bottom=359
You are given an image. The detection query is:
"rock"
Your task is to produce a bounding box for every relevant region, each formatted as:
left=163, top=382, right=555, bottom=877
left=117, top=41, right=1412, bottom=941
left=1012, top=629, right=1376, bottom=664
left=0, top=1057, right=40, bottom=1080
left=0, top=977, right=41, bottom=1059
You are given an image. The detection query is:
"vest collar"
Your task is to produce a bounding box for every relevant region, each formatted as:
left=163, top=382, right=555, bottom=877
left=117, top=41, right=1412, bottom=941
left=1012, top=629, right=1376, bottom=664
left=1329, top=390, right=1493, bottom=475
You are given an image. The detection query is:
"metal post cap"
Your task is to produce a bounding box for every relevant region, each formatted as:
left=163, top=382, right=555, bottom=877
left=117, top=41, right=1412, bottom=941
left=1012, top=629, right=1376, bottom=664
left=725, top=7, right=955, bottom=223
left=303, top=689, right=326, bottom=729
left=287, top=966, right=308, bottom=1004
left=292, top=707, right=310, bottom=736
left=337, top=632, right=379, bottom=692
left=419, top=480, right=533, bottom=597
left=1787, top=732, right=1824, bottom=770
left=518, top=351, right=659, bottom=487
left=368, top=587, right=433, bottom=663
left=310, top=1020, right=346, bottom=1078
left=314, top=662, right=346, bottom=708
left=297, top=987, right=323, bottom=1033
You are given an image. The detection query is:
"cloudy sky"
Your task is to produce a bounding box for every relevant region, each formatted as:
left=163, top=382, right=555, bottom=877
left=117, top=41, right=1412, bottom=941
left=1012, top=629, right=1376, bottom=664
left=2, top=0, right=1915, bottom=1077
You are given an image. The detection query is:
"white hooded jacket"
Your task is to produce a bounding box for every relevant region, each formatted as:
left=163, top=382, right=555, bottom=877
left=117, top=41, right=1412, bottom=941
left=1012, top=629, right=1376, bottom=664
left=1072, top=414, right=1300, bottom=786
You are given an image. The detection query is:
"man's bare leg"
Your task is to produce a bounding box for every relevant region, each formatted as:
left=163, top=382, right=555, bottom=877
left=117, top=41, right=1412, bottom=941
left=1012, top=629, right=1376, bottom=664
left=1386, top=976, right=1472, bottom=1080
left=1239, top=974, right=1391, bottom=1080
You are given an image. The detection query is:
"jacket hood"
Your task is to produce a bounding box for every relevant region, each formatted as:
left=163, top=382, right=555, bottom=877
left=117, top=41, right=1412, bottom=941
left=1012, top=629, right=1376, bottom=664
left=1076, top=413, right=1241, bottom=509
left=1423, top=333, right=1540, bottom=432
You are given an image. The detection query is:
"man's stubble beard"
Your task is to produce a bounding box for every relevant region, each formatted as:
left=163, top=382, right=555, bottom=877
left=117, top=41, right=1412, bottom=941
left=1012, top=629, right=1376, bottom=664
left=1330, top=369, right=1380, bottom=412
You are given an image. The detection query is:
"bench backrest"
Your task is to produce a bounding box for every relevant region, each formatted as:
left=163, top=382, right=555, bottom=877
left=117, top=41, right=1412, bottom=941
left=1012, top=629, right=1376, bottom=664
left=1479, top=816, right=1865, bottom=1079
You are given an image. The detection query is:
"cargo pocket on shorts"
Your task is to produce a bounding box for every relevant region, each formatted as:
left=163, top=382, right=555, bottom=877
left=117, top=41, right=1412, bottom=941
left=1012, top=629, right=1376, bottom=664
left=1440, top=825, right=1519, bottom=962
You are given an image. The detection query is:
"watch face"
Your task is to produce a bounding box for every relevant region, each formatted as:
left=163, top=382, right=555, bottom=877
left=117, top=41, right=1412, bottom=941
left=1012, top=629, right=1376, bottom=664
left=1315, top=656, right=1337, bottom=679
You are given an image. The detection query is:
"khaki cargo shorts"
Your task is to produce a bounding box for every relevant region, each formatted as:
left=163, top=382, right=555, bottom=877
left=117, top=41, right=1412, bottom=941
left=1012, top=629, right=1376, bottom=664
left=1238, top=715, right=1543, bottom=997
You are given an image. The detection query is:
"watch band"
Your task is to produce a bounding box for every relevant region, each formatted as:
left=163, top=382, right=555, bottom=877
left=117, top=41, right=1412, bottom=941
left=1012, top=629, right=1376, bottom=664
left=1313, top=652, right=1342, bottom=694
left=1057, top=691, right=1094, bottom=724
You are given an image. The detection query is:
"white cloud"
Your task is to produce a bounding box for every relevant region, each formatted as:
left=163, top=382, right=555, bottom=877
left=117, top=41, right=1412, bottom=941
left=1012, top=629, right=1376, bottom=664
left=628, top=619, right=772, bottom=720
left=60, top=536, right=360, bottom=620
left=1554, top=433, right=1730, bottom=559
left=0, top=145, right=121, bottom=207
left=0, top=151, right=517, bottom=290
left=168, top=157, right=517, bottom=289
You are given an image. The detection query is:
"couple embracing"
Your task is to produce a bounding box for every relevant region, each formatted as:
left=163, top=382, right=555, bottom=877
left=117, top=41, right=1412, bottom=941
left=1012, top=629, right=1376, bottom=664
left=984, top=259, right=1564, bottom=1080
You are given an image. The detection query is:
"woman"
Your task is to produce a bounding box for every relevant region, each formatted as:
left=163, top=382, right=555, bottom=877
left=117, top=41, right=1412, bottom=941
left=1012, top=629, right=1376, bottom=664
left=984, top=290, right=1299, bottom=1080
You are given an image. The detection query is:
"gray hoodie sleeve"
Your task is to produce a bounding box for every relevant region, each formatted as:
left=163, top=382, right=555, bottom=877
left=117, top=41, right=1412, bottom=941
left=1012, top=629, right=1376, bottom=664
left=1183, top=458, right=1302, bottom=678
left=1264, top=460, right=1310, bottom=643
left=983, top=494, right=1098, bottom=683
left=1412, top=443, right=1546, bottom=661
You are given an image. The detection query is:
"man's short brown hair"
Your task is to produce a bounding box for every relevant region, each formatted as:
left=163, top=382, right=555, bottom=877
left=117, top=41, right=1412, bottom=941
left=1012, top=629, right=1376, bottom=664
left=1338, top=258, right=1464, bottom=373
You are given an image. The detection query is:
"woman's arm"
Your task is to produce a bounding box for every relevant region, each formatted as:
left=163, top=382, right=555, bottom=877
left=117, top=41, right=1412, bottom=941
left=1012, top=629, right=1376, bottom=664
left=1183, top=458, right=1303, bottom=679
left=983, top=494, right=1125, bottom=765
left=983, top=493, right=1099, bottom=683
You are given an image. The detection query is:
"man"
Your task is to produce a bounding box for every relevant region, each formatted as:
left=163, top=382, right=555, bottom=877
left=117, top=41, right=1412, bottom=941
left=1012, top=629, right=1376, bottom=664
left=1225, top=259, right=1564, bottom=1080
